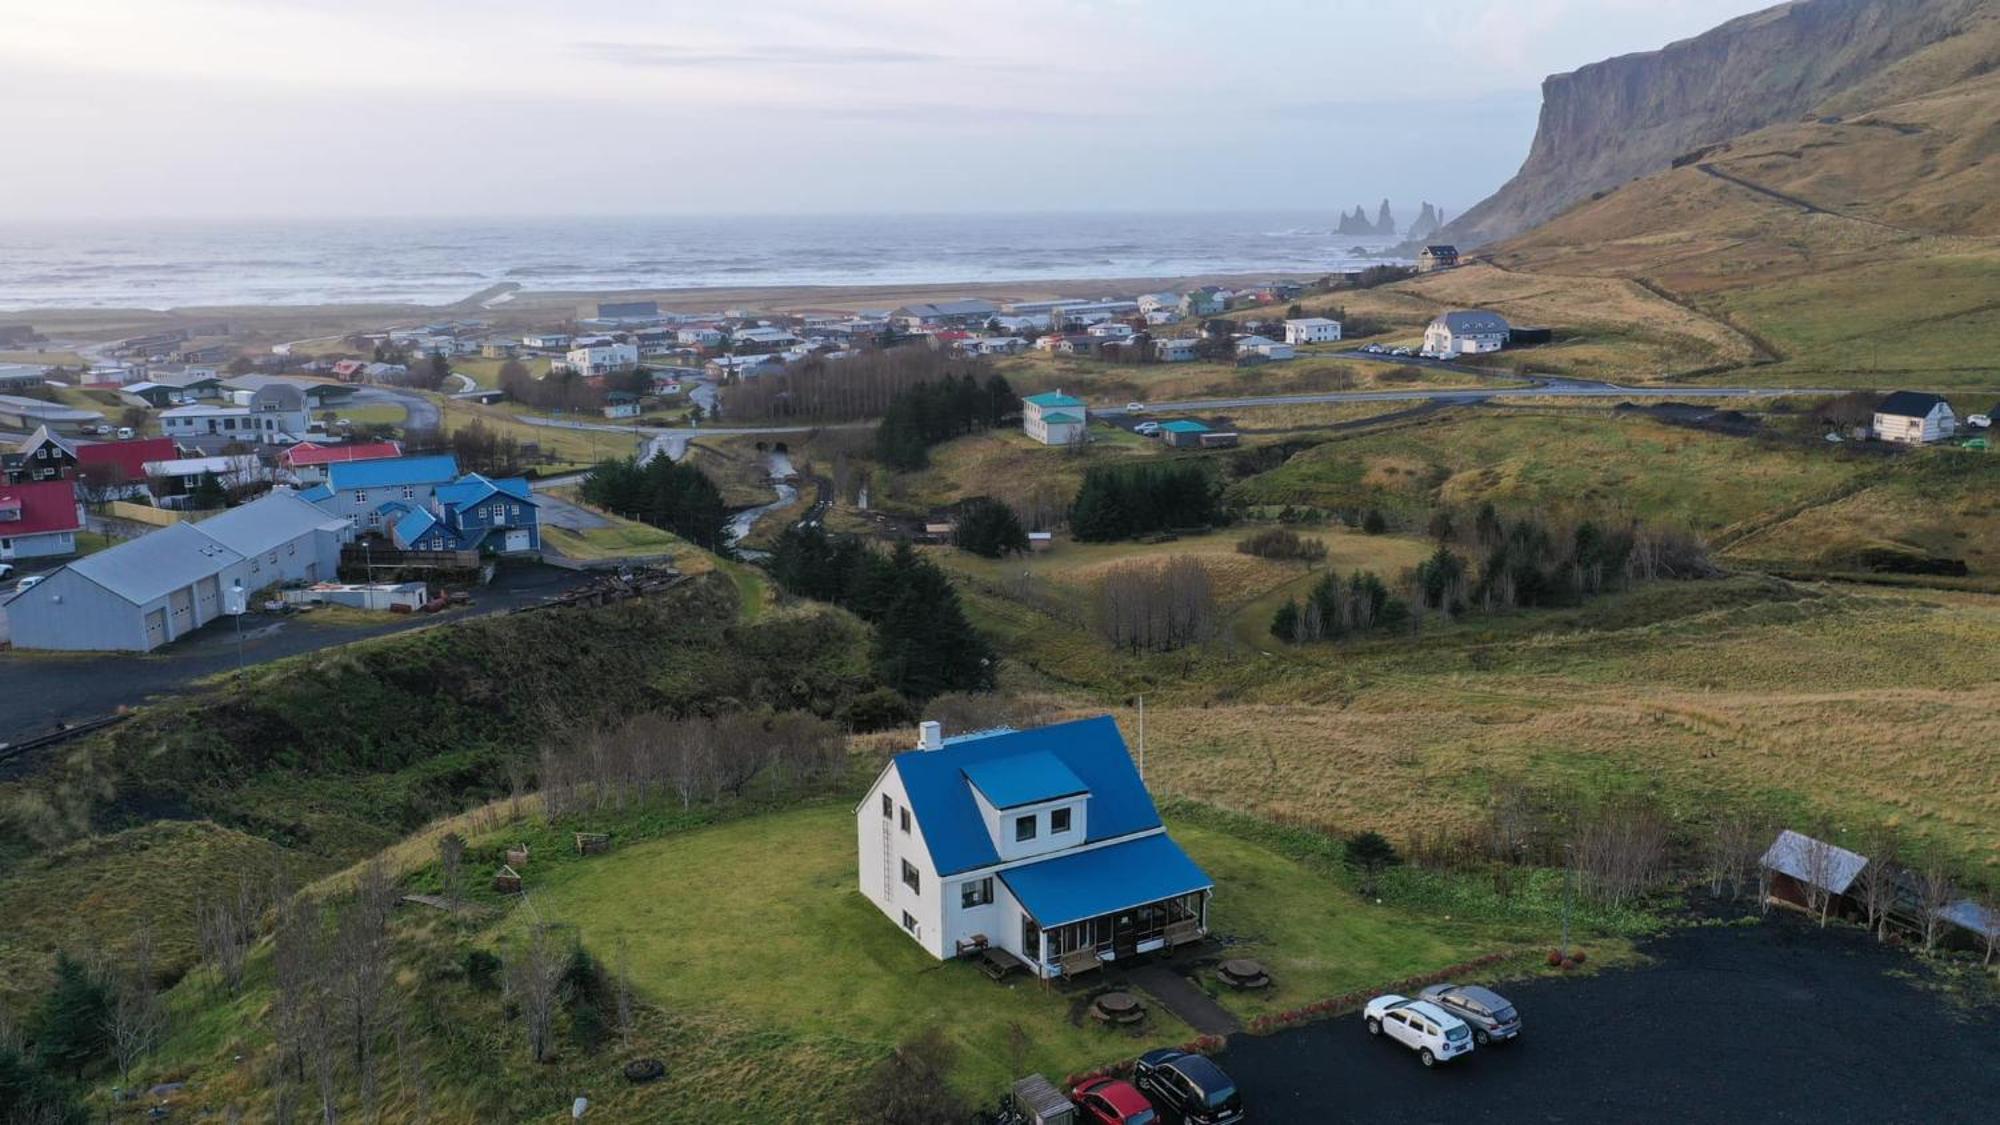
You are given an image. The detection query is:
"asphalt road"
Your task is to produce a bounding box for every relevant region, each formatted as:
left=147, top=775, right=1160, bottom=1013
left=1215, top=912, right=2000, bottom=1124
left=1099, top=352, right=1837, bottom=419
left=349, top=385, right=441, bottom=431
left=0, top=562, right=590, bottom=751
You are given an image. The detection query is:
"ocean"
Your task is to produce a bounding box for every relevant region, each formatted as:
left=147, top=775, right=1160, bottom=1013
left=0, top=212, right=1412, bottom=311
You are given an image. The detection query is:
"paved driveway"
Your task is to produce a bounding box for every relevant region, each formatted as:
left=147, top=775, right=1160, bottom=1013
left=1217, top=913, right=2000, bottom=1123
left=0, top=562, right=589, bottom=751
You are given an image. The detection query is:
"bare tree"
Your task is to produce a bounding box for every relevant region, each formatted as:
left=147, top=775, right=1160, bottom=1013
left=105, top=923, right=163, bottom=1085
left=1851, top=834, right=1900, bottom=941
left=197, top=879, right=260, bottom=993
left=1094, top=557, right=1219, bottom=653
left=1795, top=833, right=1839, bottom=927
left=1572, top=800, right=1670, bottom=908
left=334, top=862, right=398, bottom=1112
left=1913, top=862, right=1956, bottom=953
left=1981, top=892, right=2000, bottom=968
left=437, top=832, right=467, bottom=907
left=508, top=924, right=570, bottom=1063
left=1703, top=814, right=1769, bottom=902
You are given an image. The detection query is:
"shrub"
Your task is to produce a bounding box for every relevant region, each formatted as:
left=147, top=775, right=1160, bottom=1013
left=463, top=949, right=502, bottom=990
left=1546, top=949, right=1564, bottom=967
left=1237, top=527, right=1328, bottom=563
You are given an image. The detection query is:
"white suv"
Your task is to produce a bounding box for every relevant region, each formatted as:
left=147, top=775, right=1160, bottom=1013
left=1364, top=994, right=1474, bottom=1067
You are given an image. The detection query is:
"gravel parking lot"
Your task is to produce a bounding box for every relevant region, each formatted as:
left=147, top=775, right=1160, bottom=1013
left=1219, top=911, right=2000, bottom=1123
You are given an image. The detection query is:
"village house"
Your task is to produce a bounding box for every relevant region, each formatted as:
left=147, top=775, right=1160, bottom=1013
left=582, top=300, right=662, bottom=325
left=0, top=478, right=84, bottom=561
left=1759, top=829, right=1869, bottom=920
left=7, top=427, right=79, bottom=484
left=559, top=339, right=641, bottom=378
left=159, top=387, right=310, bottom=448
left=731, top=326, right=803, bottom=352
left=280, top=440, right=404, bottom=485
left=0, top=396, right=107, bottom=436
left=677, top=327, right=725, bottom=348
left=895, top=299, right=1001, bottom=331
left=603, top=395, right=641, bottom=419
left=146, top=454, right=263, bottom=507
left=1284, top=317, right=1343, bottom=345
left=1872, top=391, right=1957, bottom=445
left=1179, top=287, right=1228, bottom=318
left=1423, top=310, right=1511, bottom=357
left=76, top=436, right=179, bottom=501
left=302, top=453, right=464, bottom=531
left=1022, top=391, right=1088, bottom=446
left=961, top=337, right=1029, bottom=357
left=387, top=473, right=541, bottom=556
left=856, top=717, right=1213, bottom=979
left=706, top=353, right=785, bottom=379
left=521, top=332, right=573, bottom=352
left=0, top=365, right=46, bottom=393
left=1087, top=322, right=1136, bottom=340
left=0, top=491, right=350, bottom=652
left=1235, top=335, right=1295, bottom=362
left=1418, top=245, right=1460, bottom=273
left=1137, top=292, right=1182, bottom=317
left=1154, top=338, right=1200, bottom=363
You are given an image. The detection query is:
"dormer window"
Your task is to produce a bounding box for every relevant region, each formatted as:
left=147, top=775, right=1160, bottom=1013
left=1051, top=807, right=1072, bottom=834
left=1015, top=815, right=1037, bottom=842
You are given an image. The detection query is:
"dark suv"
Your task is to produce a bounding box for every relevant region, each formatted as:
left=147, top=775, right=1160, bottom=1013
left=1418, top=982, right=1522, bottom=1045
left=1133, top=1049, right=1243, bottom=1124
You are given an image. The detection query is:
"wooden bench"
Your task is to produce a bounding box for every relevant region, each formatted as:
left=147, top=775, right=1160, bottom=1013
left=1165, top=919, right=1204, bottom=949
left=1058, top=948, right=1104, bottom=979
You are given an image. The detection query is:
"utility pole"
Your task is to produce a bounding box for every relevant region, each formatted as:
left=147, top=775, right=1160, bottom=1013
left=1137, top=694, right=1147, bottom=782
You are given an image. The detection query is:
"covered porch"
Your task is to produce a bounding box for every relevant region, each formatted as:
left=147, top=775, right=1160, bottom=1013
left=999, top=833, right=1213, bottom=980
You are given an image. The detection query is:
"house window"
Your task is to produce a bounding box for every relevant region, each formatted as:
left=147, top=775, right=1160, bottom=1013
left=354, top=490, right=367, bottom=503
left=901, top=860, right=920, bottom=894
left=402, top=486, right=415, bottom=500
left=1014, top=815, right=1037, bottom=842
left=881, top=793, right=893, bottom=819
left=961, top=878, right=993, bottom=909
left=1051, top=807, right=1072, bottom=834
left=901, top=911, right=918, bottom=934
left=899, top=807, right=910, bottom=834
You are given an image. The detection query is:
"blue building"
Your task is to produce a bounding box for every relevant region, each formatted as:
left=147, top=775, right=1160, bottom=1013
left=856, top=716, right=1212, bottom=979
left=390, top=473, right=540, bottom=555
left=307, top=454, right=463, bottom=533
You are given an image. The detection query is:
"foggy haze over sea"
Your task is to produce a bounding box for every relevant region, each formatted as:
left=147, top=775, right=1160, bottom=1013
left=0, top=211, right=1427, bottom=311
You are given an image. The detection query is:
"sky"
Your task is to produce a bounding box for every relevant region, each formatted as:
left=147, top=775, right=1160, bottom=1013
left=0, top=0, right=1785, bottom=220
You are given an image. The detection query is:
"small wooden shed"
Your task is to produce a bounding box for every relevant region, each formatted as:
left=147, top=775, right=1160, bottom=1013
left=1010, top=1074, right=1075, bottom=1125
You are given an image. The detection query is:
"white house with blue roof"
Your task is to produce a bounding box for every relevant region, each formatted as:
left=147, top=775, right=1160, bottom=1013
left=395, top=473, right=540, bottom=555
left=308, top=453, right=464, bottom=531
left=857, top=716, right=1212, bottom=979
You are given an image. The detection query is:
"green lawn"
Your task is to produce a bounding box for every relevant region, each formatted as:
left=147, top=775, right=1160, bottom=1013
left=541, top=520, right=687, bottom=561
left=491, top=801, right=1540, bottom=1099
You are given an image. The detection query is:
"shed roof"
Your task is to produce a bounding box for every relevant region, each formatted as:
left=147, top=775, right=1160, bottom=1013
left=1160, top=420, right=1210, bottom=433
left=78, top=437, right=178, bottom=480
left=64, top=521, right=243, bottom=606
left=325, top=454, right=461, bottom=491
left=1876, top=391, right=1947, bottom=419
left=998, top=833, right=1212, bottom=927
left=1025, top=392, right=1085, bottom=408
left=962, top=751, right=1088, bottom=810
left=1435, top=310, right=1511, bottom=335
left=0, top=479, right=83, bottom=536
left=892, top=716, right=1162, bottom=875
left=1760, top=829, right=1869, bottom=895
left=189, top=491, right=347, bottom=558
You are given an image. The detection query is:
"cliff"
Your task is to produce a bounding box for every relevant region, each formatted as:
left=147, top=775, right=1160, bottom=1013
left=1442, top=0, right=1990, bottom=247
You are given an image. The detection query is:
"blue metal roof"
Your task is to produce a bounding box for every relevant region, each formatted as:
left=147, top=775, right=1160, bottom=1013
left=999, top=833, right=1212, bottom=927
left=893, top=716, right=1161, bottom=875
left=1025, top=392, right=1085, bottom=408
left=1160, top=420, right=1210, bottom=433
left=435, top=474, right=536, bottom=510
left=296, top=483, right=333, bottom=503
left=392, top=508, right=439, bottom=549
left=325, top=454, right=461, bottom=491
left=962, top=751, right=1087, bottom=810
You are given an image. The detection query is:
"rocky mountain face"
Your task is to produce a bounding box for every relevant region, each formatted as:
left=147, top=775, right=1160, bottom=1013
left=1441, top=0, right=1989, bottom=247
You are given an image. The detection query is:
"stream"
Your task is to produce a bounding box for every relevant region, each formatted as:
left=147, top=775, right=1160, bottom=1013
left=726, top=450, right=798, bottom=556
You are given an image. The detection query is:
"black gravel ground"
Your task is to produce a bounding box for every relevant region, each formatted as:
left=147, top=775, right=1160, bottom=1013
left=1215, top=911, right=2000, bottom=1123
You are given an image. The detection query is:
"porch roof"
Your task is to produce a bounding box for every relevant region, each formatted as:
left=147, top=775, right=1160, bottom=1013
left=1000, top=833, right=1211, bottom=929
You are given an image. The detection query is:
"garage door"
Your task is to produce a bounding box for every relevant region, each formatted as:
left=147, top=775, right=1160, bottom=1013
left=168, top=587, right=193, bottom=637
left=195, top=576, right=220, bottom=622
left=145, top=609, right=167, bottom=649
left=504, top=529, right=532, bottom=553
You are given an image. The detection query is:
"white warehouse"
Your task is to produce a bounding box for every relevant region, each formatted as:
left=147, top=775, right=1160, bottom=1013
left=1, top=491, right=350, bottom=652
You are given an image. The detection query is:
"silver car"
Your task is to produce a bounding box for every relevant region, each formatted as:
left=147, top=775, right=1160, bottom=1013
left=1418, top=983, right=1521, bottom=1045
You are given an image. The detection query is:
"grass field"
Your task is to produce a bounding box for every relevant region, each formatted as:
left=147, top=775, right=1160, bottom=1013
left=541, top=520, right=688, bottom=561
left=486, top=801, right=1565, bottom=1105
left=1228, top=407, right=1865, bottom=533
left=882, top=427, right=1155, bottom=516
left=992, top=352, right=1495, bottom=407
left=438, top=397, right=642, bottom=474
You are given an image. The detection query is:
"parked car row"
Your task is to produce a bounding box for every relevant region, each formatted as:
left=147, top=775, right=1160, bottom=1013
left=1365, top=983, right=1523, bottom=1068
left=1075, top=1049, right=1243, bottom=1125
left=1359, top=344, right=1414, bottom=357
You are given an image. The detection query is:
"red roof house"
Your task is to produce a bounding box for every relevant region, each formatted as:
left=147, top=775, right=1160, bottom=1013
left=0, top=479, right=84, bottom=560
left=282, top=441, right=404, bottom=469
left=77, top=437, right=179, bottom=484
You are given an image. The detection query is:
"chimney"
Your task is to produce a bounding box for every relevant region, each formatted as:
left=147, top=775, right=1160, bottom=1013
left=918, top=720, right=944, bottom=751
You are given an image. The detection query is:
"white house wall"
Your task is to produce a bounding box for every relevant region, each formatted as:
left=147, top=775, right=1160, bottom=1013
left=856, top=764, right=947, bottom=959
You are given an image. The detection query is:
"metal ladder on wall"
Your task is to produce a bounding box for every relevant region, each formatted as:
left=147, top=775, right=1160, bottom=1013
left=881, top=818, right=896, bottom=902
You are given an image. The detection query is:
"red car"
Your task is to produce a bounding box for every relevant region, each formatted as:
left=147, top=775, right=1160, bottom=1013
left=1074, top=1077, right=1159, bottom=1125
